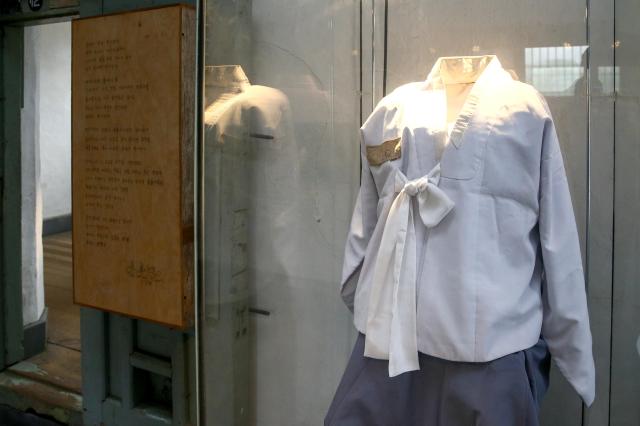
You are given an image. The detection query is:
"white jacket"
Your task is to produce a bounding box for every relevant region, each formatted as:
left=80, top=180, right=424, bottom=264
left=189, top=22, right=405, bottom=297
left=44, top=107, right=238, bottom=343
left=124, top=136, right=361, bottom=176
left=340, top=55, right=596, bottom=406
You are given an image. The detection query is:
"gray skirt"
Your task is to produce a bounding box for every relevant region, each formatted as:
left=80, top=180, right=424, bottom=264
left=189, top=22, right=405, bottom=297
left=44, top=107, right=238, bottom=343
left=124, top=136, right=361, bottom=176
left=325, top=332, right=550, bottom=426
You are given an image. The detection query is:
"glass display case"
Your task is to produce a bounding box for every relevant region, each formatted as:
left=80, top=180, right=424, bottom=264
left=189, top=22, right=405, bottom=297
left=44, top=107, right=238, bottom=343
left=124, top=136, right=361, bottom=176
left=197, top=1, right=637, bottom=425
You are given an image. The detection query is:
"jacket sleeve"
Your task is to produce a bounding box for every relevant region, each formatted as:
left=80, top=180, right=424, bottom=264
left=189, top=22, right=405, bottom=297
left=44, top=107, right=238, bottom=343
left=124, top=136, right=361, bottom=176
left=538, top=106, right=596, bottom=407
left=340, top=129, right=379, bottom=312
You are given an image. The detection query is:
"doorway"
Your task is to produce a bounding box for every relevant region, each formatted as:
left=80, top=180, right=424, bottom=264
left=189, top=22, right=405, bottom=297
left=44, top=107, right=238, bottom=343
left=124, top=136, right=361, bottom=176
left=0, top=20, right=81, bottom=425
left=1, top=2, right=198, bottom=425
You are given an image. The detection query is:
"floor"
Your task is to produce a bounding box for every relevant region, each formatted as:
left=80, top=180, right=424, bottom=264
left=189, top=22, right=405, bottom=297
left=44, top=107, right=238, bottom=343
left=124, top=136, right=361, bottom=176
left=42, top=232, right=80, bottom=353
left=0, top=403, right=63, bottom=425
left=0, top=232, right=82, bottom=425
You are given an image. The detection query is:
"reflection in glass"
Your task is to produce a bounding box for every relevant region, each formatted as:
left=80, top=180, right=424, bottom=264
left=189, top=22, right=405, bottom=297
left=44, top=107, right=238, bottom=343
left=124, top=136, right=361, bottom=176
left=202, top=64, right=298, bottom=425
left=597, top=64, right=619, bottom=95
left=200, top=2, right=360, bottom=418
left=525, top=45, right=588, bottom=96
left=524, top=45, right=619, bottom=97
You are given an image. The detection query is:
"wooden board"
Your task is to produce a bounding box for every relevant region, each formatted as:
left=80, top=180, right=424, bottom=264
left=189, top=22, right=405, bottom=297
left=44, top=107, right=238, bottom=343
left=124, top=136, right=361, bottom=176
left=72, top=5, right=195, bottom=329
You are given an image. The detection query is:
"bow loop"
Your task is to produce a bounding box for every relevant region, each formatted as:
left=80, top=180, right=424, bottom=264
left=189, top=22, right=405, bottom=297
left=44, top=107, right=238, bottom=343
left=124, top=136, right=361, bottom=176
left=394, top=164, right=454, bottom=228
left=415, top=183, right=455, bottom=228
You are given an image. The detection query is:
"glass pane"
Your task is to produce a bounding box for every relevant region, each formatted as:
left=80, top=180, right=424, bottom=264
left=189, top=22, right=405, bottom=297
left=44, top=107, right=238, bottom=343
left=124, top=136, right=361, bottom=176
left=611, top=0, right=640, bottom=423
left=199, top=1, right=598, bottom=425
left=200, top=1, right=360, bottom=424
left=385, top=2, right=589, bottom=424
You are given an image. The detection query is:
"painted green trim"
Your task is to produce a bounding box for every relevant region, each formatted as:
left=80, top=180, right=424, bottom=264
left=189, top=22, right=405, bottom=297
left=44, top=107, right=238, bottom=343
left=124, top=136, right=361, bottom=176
left=80, top=308, right=107, bottom=426
left=79, top=0, right=104, bottom=18
left=23, top=307, right=47, bottom=359
left=1, top=25, right=24, bottom=368
left=42, top=213, right=72, bottom=236
left=0, top=0, right=80, bottom=25
left=0, top=26, right=4, bottom=371
left=0, top=26, right=5, bottom=371
left=0, top=9, right=79, bottom=25
left=101, top=0, right=194, bottom=15
left=130, top=352, right=172, bottom=378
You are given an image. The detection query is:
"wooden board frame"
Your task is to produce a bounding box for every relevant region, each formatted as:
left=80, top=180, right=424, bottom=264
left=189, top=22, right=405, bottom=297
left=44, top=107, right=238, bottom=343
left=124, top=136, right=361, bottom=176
left=71, top=4, right=195, bottom=329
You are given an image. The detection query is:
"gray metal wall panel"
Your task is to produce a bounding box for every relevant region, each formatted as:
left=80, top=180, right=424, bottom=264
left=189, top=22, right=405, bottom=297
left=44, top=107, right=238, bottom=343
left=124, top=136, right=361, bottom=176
left=82, top=310, right=196, bottom=425
left=584, top=0, right=615, bottom=424
left=611, top=96, right=640, bottom=426
left=1, top=25, right=24, bottom=367
left=81, top=308, right=107, bottom=426
left=0, top=24, right=7, bottom=371
left=611, top=0, right=640, bottom=420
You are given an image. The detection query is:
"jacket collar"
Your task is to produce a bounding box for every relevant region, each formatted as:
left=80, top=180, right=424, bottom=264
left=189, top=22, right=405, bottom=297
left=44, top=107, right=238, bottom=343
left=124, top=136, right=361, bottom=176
left=423, top=55, right=508, bottom=149
left=424, top=55, right=506, bottom=90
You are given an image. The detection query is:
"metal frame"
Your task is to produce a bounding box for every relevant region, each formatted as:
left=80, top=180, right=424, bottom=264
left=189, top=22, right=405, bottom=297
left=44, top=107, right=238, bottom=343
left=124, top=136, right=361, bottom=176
left=0, top=22, right=25, bottom=370
left=0, top=0, right=82, bottom=375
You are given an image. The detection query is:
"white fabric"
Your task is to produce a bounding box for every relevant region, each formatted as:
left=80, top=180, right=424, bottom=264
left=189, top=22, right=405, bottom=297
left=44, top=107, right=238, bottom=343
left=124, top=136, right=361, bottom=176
left=340, top=55, right=596, bottom=406
left=363, top=163, right=454, bottom=376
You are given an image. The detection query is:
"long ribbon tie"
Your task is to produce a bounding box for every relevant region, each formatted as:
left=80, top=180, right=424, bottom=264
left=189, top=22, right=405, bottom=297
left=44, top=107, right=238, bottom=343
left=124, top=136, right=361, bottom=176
left=363, top=163, right=455, bottom=377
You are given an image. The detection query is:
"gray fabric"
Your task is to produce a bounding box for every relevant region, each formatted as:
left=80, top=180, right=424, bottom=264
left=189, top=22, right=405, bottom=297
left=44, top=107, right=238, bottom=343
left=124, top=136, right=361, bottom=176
left=325, top=333, right=550, bottom=426
left=523, top=335, right=552, bottom=411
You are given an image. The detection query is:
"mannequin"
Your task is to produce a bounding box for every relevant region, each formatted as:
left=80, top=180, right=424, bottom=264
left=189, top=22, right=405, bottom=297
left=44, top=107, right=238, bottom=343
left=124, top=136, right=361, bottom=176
left=326, top=54, right=594, bottom=425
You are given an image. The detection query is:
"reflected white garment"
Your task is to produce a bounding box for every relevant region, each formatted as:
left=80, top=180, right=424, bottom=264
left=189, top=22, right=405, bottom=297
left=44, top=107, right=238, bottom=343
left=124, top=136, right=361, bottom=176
left=340, top=55, right=596, bottom=406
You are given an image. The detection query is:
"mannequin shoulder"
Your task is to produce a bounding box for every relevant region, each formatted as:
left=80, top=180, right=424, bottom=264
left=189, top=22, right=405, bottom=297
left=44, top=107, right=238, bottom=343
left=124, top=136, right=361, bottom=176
left=362, top=82, right=424, bottom=128
left=496, top=79, right=554, bottom=121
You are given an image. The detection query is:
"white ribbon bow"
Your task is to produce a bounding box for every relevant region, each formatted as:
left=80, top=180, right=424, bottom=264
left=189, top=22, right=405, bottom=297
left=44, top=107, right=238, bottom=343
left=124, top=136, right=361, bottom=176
left=363, top=163, right=455, bottom=377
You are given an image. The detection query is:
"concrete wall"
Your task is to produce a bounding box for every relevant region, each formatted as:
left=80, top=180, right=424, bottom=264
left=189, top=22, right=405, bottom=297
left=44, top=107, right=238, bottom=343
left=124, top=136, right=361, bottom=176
left=21, top=21, right=71, bottom=326
left=21, top=24, right=44, bottom=326
left=36, top=22, right=72, bottom=220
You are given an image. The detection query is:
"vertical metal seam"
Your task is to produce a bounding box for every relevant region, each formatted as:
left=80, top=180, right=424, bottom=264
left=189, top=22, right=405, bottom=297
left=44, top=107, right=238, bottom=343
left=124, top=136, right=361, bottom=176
left=382, top=0, right=388, bottom=97
left=371, top=0, right=376, bottom=111
left=0, top=25, right=5, bottom=369
left=359, top=0, right=363, bottom=126
left=607, top=0, right=616, bottom=424
left=583, top=0, right=590, bottom=421
left=194, top=0, right=206, bottom=422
